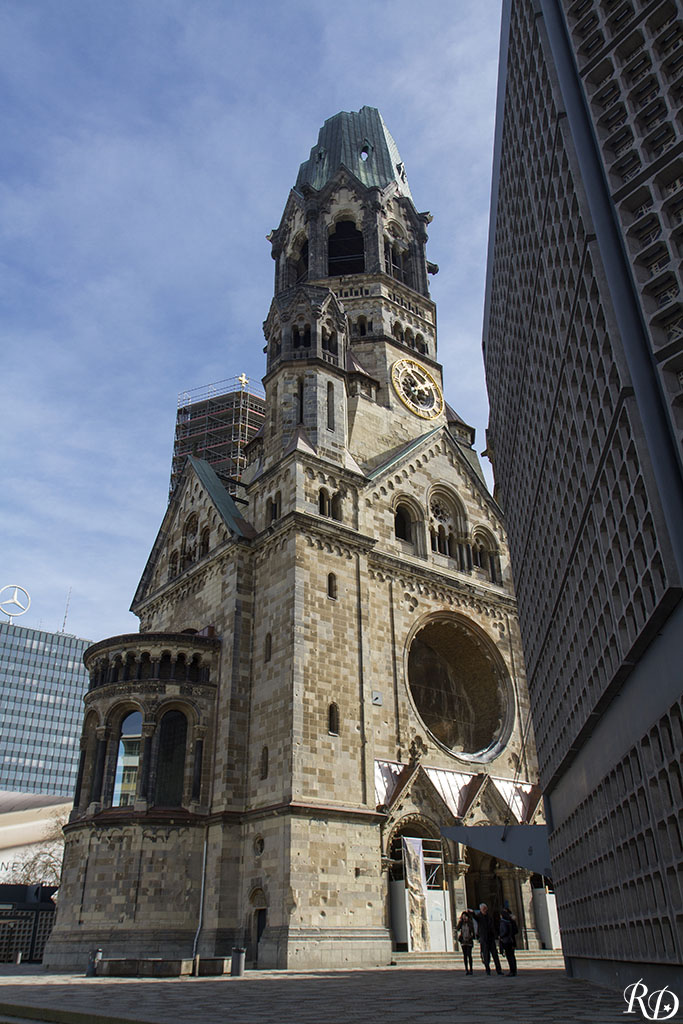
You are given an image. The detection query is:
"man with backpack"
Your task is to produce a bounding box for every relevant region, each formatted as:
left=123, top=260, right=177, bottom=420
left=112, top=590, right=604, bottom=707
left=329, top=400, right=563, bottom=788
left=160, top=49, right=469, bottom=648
left=499, top=906, right=519, bottom=976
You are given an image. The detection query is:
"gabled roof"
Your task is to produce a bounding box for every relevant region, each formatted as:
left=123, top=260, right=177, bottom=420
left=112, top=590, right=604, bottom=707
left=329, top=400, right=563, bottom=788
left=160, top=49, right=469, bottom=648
left=131, top=457, right=256, bottom=611
left=186, top=457, right=256, bottom=539
left=374, top=760, right=538, bottom=825
left=282, top=424, right=317, bottom=458
left=295, top=106, right=413, bottom=199
left=345, top=350, right=378, bottom=381
left=367, top=426, right=442, bottom=480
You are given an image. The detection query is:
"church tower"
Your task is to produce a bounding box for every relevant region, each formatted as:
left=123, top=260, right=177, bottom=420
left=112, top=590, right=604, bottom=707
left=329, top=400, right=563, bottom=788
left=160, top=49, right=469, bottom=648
left=46, top=108, right=546, bottom=971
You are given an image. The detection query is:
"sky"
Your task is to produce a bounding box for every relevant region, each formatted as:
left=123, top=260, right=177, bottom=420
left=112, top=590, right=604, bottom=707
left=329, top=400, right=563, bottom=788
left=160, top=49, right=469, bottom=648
left=1, top=0, right=504, bottom=643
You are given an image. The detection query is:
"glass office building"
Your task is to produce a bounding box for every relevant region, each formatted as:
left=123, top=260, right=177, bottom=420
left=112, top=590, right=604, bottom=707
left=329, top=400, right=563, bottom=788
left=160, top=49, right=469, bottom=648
left=0, top=622, right=90, bottom=797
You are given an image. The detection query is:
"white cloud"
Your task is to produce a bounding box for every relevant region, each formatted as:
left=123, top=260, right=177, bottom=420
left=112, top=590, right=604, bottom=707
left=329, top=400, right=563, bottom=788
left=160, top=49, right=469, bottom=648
left=0, top=0, right=502, bottom=639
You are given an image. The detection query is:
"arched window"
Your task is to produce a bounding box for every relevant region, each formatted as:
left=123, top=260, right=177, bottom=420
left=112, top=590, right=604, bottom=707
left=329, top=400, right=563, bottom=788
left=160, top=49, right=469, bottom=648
left=405, top=328, right=414, bottom=349
left=416, top=334, right=427, bottom=355
left=322, top=328, right=337, bottom=355
left=328, top=220, right=364, bottom=276
left=328, top=702, right=340, bottom=735
left=357, top=316, right=367, bottom=337
left=182, top=513, right=198, bottom=566
left=472, top=532, right=499, bottom=583
left=429, top=492, right=468, bottom=565
left=327, top=382, right=335, bottom=430
left=139, top=653, right=153, bottom=680
left=199, top=527, right=210, bottom=558
left=168, top=551, right=179, bottom=580
left=385, top=239, right=408, bottom=284
left=319, top=488, right=331, bottom=516
left=293, top=239, right=308, bottom=284
left=174, top=652, right=187, bottom=681
left=395, top=504, right=412, bottom=542
left=327, top=573, right=338, bottom=600
left=297, top=378, right=304, bottom=424
left=260, top=746, right=269, bottom=780
left=267, top=492, right=281, bottom=523
left=264, top=632, right=272, bottom=663
left=112, top=710, right=143, bottom=807
left=392, top=322, right=405, bottom=343
left=188, top=655, right=201, bottom=682
left=155, top=710, right=187, bottom=807
left=159, top=652, right=172, bottom=680
left=270, top=383, right=278, bottom=433
left=331, top=492, right=342, bottom=521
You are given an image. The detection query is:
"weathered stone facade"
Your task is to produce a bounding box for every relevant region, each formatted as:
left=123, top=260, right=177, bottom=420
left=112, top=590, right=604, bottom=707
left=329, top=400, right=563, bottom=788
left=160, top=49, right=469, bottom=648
left=45, top=107, right=544, bottom=970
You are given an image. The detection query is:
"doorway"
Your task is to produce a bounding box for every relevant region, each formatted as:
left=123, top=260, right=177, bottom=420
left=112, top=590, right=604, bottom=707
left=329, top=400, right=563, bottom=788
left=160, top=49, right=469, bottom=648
left=388, top=824, right=454, bottom=953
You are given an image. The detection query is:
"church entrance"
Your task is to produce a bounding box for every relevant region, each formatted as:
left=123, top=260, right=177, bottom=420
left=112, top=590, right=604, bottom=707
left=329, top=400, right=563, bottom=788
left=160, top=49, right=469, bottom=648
left=388, top=824, right=454, bottom=953
left=463, top=848, right=529, bottom=948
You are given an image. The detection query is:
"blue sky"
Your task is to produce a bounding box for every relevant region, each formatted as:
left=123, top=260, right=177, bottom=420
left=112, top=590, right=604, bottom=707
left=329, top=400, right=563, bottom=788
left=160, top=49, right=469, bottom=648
left=1, top=0, right=503, bottom=642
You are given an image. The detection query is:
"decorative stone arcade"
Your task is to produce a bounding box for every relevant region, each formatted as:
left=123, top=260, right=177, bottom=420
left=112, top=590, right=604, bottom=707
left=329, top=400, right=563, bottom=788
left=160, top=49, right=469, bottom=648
left=45, top=107, right=542, bottom=970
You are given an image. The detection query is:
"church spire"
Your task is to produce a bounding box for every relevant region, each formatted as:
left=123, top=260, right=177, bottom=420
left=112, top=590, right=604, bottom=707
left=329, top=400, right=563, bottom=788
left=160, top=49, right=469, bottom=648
left=294, top=106, right=412, bottom=199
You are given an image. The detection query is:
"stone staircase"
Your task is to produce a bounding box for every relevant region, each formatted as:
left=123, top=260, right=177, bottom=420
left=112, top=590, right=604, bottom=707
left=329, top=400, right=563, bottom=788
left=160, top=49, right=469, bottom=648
left=390, top=950, right=565, bottom=969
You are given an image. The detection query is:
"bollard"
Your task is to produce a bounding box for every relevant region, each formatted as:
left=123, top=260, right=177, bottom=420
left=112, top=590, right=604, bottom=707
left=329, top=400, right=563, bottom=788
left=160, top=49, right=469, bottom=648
left=13, top=951, right=22, bottom=965
left=85, top=948, right=103, bottom=977
left=230, top=947, right=246, bottom=977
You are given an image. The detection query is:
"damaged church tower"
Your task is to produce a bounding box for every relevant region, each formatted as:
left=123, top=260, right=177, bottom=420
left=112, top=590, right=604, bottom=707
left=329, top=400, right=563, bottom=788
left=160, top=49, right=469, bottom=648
left=46, top=108, right=547, bottom=970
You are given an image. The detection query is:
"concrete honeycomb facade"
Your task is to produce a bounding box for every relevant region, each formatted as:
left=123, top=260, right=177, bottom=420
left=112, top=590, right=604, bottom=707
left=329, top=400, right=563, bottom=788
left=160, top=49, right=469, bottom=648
left=46, top=107, right=545, bottom=971
left=484, top=0, right=683, bottom=990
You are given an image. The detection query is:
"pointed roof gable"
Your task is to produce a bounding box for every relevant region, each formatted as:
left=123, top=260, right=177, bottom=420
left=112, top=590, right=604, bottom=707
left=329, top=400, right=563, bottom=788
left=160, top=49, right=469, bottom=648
left=131, top=457, right=255, bottom=611
left=282, top=424, right=317, bottom=458
left=367, top=426, right=443, bottom=480
left=374, top=760, right=538, bottom=826
left=186, top=457, right=256, bottom=539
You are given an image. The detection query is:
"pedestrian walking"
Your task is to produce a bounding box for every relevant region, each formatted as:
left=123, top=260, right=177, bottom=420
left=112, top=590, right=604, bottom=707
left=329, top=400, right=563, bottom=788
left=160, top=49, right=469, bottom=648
left=456, top=910, right=475, bottom=975
left=470, top=903, right=503, bottom=975
left=499, top=907, right=518, bottom=976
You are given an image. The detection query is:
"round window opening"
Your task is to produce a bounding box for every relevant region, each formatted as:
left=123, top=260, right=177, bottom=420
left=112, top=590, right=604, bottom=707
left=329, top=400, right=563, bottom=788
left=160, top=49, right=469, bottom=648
left=407, top=617, right=509, bottom=759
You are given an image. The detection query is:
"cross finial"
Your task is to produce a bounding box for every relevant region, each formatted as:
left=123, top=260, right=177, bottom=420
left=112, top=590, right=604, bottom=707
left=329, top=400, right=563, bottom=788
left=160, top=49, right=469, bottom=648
left=238, top=373, right=249, bottom=389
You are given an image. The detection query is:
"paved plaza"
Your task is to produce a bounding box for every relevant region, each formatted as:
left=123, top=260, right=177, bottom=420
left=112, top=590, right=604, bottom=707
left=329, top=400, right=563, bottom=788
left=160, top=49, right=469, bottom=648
left=0, top=962, right=665, bottom=1024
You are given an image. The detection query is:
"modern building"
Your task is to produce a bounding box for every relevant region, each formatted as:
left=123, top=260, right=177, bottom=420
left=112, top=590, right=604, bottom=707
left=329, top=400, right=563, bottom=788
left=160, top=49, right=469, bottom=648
left=46, top=106, right=546, bottom=971
left=0, top=882, right=58, bottom=963
left=0, top=623, right=90, bottom=798
left=483, top=0, right=683, bottom=989
left=170, top=376, right=265, bottom=496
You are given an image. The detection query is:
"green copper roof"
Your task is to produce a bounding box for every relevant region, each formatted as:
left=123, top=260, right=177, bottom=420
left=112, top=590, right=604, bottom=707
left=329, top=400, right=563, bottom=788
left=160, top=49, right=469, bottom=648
left=295, top=106, right=412, bottom=199
left=187, top=456, right=256, bottom=539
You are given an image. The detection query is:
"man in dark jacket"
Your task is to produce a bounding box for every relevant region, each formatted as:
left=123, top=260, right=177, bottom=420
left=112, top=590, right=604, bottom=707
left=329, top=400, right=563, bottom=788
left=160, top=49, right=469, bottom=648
left=499, top=907, right=518, bottom=976
left=471, top=903, right=503, bottom=975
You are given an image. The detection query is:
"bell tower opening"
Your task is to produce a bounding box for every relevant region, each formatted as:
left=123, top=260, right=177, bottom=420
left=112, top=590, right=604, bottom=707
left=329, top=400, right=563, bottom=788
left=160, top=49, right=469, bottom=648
left=328, top=220, right=364, bottom=276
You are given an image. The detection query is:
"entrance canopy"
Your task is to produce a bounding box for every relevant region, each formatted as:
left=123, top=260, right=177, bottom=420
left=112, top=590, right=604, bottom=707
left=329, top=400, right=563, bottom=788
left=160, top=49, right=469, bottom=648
left=440, top=824, right=552, bottom=877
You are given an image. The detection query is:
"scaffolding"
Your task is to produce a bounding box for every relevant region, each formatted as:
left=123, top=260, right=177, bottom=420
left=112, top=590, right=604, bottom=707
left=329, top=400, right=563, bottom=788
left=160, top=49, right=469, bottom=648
left=170, top=375, right=265, bottom=497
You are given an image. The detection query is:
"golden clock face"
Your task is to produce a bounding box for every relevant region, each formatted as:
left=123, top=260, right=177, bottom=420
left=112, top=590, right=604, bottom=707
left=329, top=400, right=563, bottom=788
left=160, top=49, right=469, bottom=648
left=391, top=359, right=444, bottom=419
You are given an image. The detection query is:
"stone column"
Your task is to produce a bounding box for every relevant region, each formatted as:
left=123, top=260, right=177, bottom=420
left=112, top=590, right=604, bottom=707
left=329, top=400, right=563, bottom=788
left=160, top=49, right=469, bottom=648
left=517, top=869, right=542, bottom=951
left=72, top=747, right=86, bottom=810
left=137, top=721, right=156, bottom=808
left=89, top=727, right=109, bottom=807
left=191, top=727, right=207, bottom=804
left=447, top=851, right=470, bottom=923
left=362, top=193, right=384, bottom=275
left=306, top=207, right=326, bottom=279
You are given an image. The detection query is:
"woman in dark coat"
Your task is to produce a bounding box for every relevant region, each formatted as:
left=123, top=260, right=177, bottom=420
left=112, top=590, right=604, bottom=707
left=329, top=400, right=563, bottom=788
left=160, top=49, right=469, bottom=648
left=456, top=910, right=475, bottom=975
left=499, top=908, right=518, bottom=976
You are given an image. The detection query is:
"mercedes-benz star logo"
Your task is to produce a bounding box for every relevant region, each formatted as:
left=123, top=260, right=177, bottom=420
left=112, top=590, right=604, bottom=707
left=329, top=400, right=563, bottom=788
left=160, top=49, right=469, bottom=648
left=0, top=585, right=31, bottom=623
